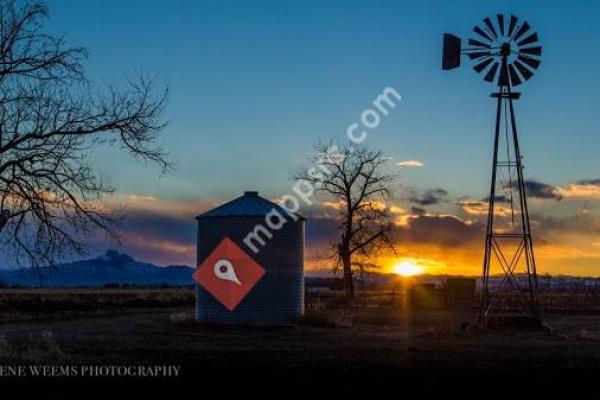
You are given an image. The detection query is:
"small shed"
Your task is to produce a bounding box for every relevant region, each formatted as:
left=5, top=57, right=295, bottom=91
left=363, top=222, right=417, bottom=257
left=446, top=278, right=476, bottom=308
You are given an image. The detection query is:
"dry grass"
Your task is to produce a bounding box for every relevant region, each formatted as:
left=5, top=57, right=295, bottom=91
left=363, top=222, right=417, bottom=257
left=303, top=309, right=349, bottom=328
left=0, top=287, right=194, bottom=322
left=169, top=310, right=195, bottom=325
left=0, top=331, right=66, bottom=361
left=0, top=335, right=16, bottom=358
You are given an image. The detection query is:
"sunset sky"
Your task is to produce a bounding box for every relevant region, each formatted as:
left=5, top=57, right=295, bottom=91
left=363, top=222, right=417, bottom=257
left=26, top=0, right=600, bottom=276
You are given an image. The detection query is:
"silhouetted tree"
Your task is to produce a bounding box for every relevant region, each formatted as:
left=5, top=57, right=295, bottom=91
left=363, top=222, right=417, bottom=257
left=0, top=1, right=170, bottom=265
left=298, top=141, right=397, bottom=303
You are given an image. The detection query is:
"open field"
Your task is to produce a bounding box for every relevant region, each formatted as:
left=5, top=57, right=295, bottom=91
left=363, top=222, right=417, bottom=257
left=0, top=287, right=600, bottom=392
left=0, top=288, right=194, bottom=323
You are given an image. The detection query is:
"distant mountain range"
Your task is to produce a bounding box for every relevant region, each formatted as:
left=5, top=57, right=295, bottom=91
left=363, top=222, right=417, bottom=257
left=0, top=250, right=195, bottom=288
left=0, top=250, right=596, bottom=289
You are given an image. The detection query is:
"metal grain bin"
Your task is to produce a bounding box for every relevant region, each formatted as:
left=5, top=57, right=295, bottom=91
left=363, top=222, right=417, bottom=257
left=195, top=191, right=305, bottom=325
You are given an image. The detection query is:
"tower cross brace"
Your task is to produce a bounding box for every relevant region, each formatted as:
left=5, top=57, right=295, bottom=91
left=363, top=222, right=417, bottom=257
left=479, top=56, right=540, bottom=321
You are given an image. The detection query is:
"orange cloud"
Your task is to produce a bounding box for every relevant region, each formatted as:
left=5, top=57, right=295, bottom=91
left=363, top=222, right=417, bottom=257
left=389, top=205, right=407, bottom=214
left=101, top=193, right=217, bottom=219
left=321, top=200, right=345, bottom=210
left=459, top=201, right=514, bottom=217
left=125, top=234, right=195, bottom=257
left=557, top=183, right=600, bottom=199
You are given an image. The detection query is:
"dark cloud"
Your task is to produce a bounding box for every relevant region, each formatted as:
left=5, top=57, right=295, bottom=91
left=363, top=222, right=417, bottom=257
left=393, top=214, right=484, bottom=248
left=301, top=209, right=484, bottom=252
left=304, top=216, right=337, bottom=248
left=122, top=209, right=195, bottom=244
left=524, top=180, right=562, bottom=201
left=411, top=207, right=427, bottom=215
left=496, top=180, right=562, bottom=201
left=532, top=212, right=600, bottom=236
left=481, top=195, right=511, bottom=203
left=576, top=179, right=600, bottom=186
left=408, top=188, right=448, bottom=206
left=88, top=209, right=197, bottom=266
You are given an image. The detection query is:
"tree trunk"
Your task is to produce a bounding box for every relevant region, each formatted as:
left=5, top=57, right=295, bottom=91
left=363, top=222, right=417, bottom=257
left=0, top=210, right=9, bottom=231
left=342, top=203, right=354, bottom=305
left=342, top=253, right=354, bottom=305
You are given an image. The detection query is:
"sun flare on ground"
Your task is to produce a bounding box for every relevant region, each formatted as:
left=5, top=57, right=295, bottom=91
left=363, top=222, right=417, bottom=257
left=392, top=261, right=424, bottom=277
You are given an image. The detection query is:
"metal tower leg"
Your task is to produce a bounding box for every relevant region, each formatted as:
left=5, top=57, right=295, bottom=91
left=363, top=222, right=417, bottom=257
left=480, top=74, right=540, bottom=323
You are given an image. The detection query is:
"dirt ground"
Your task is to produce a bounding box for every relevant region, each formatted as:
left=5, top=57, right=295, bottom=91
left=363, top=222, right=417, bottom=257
left=0, top=288, right=599, bottom=393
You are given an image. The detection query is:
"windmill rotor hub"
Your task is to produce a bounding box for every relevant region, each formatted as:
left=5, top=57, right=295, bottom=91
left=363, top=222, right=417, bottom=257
left=500, top=42, right=511, bottom=57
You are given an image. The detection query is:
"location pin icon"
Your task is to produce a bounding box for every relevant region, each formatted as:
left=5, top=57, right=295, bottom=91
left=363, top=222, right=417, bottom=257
left=213, top=259, right=242, bottom=285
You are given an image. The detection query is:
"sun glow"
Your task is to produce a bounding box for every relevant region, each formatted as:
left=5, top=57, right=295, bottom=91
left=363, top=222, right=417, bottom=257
left=392, top=261, right=424, bottom=277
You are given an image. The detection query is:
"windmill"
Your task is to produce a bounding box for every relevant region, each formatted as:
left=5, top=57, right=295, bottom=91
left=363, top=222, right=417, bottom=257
left=442, top=14, right=542, bottom=323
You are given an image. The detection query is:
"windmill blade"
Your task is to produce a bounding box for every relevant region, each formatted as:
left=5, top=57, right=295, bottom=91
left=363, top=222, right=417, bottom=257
left=513, top=21, right=530, bottom=41
left=468, top=38, right=491, bottom=48
left=468, top=51, right=491, bottom=60
left=517, top=32, right=539, bottom=47
left=484, top=62, right=499, bottom=82
left=508, top=64, right=522, bottom=86
left=473, top=25, right=493, bottom=42
left=445, top=14, right=542, bottom=86
left=513, top=59, right=534, bottom=80
left=508, top=15, right=519, bottom=36
left=473, top=57, right=494, bottom=73
left=483, top=17, right=498, bottom=38
left=520, top=46, right=542, bottom=56
left=518, top=55, right=541, bottom=69
left=497, top=14, right=505, bottom=36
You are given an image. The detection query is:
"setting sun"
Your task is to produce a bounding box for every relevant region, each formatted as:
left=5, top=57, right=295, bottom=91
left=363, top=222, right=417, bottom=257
left=393, top=261, right=424, bottom=277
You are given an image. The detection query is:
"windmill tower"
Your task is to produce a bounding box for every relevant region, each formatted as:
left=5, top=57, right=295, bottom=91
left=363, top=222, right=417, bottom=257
left=442, top=14, right=542, bottom=322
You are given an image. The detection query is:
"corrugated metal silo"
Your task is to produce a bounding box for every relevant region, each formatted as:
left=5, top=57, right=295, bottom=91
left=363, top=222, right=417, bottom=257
left=194, top=191, right=305, bottom=325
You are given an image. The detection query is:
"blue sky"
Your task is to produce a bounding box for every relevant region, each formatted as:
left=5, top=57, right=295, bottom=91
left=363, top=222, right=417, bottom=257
left=26, top=0, right=600, bottom=274
left=46, top=0, right=600, bottom=201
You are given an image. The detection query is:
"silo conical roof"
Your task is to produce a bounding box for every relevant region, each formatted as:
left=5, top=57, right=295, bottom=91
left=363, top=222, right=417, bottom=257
left=195, top=191, right=305, bottom=220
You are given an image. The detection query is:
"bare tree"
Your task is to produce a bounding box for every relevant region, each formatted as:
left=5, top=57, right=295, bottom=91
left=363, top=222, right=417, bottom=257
left=298, top=141, right=397, bottom=303
left=0, top=1, right=170, bottom=266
